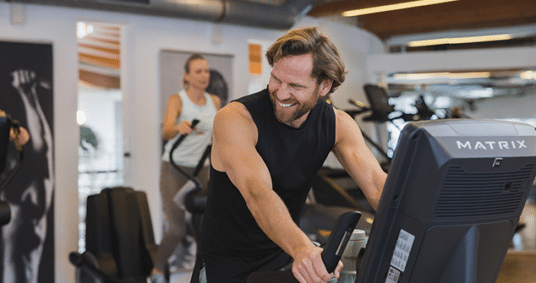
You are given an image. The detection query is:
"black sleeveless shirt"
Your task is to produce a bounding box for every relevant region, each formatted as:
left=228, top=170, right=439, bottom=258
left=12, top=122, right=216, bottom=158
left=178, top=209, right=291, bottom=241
left=201, top=88, right=336, bottom=282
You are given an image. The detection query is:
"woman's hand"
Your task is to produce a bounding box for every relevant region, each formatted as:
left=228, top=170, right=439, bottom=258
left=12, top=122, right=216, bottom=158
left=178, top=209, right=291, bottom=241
left=177, top=119, right=197, bottom=135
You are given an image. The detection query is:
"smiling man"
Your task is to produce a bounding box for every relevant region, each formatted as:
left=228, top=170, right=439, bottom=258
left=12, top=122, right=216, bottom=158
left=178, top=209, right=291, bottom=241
left=197, top=27, right=387, bottom=283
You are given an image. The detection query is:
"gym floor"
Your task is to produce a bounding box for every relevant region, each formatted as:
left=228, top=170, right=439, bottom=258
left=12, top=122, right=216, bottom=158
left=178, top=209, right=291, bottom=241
left=496, top=198, right=536, bottom=283
left=171, top=198, right=536, bottom=283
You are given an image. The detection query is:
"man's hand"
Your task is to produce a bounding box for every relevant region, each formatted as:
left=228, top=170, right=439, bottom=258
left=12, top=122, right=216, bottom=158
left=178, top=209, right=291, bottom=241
left=292, top=244, right=343, bottom=283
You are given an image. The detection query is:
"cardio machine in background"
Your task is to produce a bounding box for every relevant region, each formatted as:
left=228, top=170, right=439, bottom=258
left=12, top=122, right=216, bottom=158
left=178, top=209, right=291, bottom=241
left=309, top=84, right=426, bottom=217
left=312, top=84, right=443, bottom=213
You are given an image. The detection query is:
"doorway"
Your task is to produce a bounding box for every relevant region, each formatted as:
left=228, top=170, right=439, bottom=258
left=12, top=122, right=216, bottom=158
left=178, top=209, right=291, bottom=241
left=76, top=21, right=124, bottom=252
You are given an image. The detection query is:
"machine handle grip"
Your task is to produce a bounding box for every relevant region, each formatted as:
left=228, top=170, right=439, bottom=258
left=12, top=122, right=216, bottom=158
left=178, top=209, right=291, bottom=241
left=247, top=211, right=361, bottom=283
left=171, top=119, right=200, bottom=151
left=321, top=211, right=362, bottom=273
left=190, top=119, right=200, bottom=128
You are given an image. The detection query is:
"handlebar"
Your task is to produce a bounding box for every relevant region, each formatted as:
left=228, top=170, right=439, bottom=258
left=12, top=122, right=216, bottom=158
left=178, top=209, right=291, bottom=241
left=321, top=211, right=362, bottom=273
left=170, top=119, right=200, bottom=152
left=169, top=119, right=201, bottom=188
left=247, top=211, right=362, bottom=283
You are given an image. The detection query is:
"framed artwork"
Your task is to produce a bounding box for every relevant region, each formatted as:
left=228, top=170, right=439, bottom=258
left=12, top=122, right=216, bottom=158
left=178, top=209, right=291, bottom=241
left=0, top=40, right=54, bottom=283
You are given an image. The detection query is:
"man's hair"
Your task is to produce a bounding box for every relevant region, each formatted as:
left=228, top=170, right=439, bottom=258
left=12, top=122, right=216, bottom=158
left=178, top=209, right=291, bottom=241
left=266, top=27, right=346, bottom=94
left=183, top=53, right=206, bottom=88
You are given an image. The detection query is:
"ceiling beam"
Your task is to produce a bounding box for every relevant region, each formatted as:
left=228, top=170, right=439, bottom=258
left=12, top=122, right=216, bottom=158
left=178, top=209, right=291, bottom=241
left=79, top=69, right=120, bottom=89
left=78, top=43, right=120, bottom=57
left=308, top=0, right=406, bottom=17
left=78, top=53, right=120, bottom=70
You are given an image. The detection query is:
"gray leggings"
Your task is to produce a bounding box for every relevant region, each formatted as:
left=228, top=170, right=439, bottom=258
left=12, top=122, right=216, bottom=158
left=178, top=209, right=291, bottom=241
left=155, top=161, right=209, bottom=272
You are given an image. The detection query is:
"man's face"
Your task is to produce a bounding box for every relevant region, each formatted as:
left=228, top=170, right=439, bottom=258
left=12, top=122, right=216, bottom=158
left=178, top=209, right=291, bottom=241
left=184, top=59, right=210, bottom=91
left=268, top=53, right=330, bottom=128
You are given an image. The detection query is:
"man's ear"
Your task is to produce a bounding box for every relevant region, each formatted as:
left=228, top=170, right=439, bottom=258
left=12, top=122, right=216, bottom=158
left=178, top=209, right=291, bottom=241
left=319, top=79, right=333, bottom=97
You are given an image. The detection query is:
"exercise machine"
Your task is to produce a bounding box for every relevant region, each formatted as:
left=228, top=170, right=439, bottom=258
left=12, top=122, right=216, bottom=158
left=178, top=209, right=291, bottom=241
left=248, top=119, right=536, bottom=282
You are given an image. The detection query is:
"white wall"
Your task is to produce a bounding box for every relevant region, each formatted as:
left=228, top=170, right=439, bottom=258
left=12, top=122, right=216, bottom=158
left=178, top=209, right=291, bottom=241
left=470, top=93, right=536, bottom=121
left=0, top=3, right=382, bottom=281
left=367, top=46, right=536, bottom=75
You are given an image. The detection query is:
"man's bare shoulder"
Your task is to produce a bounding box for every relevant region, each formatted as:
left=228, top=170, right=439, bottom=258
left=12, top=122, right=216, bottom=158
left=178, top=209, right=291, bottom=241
left=214, top=101, right=257, bottom=140
left=333, top=108, right=359, bottom=129
left=333, top=108, right=363, bottom=146
left=216, top=101, right=251, bottom=122
left=212, top=101, right=259, bottom=171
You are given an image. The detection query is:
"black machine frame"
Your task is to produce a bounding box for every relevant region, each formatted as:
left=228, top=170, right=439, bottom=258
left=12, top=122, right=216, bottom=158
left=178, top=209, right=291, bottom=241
left=357, top=119, right=536, bottom=283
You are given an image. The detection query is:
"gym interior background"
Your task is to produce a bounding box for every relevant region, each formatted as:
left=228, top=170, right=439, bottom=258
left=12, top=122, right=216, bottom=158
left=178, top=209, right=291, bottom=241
left=0, top=0, right=535, bottom=282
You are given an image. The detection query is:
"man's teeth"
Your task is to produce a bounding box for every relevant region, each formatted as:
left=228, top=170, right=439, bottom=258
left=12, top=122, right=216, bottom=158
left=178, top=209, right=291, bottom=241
left=279, top=102, right=295, bottom=108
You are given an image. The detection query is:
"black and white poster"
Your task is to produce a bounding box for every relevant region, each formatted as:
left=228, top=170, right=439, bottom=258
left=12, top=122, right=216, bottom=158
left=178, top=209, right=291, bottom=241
left=0, top=41, right=54, bottom=283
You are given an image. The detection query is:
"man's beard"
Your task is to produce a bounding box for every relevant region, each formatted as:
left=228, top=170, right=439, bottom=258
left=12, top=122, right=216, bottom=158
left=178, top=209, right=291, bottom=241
left=269, top=85, right=320, bottom=127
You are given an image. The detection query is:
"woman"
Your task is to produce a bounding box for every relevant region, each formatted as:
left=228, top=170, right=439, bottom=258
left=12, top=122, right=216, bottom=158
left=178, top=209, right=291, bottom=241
left=151, top=54, right=221, bottom=283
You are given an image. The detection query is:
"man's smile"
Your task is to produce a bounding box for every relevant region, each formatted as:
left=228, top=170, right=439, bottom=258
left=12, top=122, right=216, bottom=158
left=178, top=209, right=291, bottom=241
left=279, top=101, right=297, bottom=108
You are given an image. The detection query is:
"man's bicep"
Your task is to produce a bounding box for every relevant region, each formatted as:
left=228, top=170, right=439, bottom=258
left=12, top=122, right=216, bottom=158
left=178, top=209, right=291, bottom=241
left=212, top=104, right=272, bottom=199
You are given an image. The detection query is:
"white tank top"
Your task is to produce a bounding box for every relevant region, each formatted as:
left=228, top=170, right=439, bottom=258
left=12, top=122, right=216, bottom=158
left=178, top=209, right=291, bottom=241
left=162, top=90, right=217, bottom=167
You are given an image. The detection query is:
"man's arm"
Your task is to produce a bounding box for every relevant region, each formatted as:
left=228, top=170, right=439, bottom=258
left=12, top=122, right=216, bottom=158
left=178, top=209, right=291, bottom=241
left=211, top=102, right=340, bottom=283
left=332, top=109, right=387, bottom=210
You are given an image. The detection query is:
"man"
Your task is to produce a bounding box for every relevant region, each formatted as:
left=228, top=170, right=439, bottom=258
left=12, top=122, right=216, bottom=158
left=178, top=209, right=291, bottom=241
left=199, top=27, right=387, bottom=283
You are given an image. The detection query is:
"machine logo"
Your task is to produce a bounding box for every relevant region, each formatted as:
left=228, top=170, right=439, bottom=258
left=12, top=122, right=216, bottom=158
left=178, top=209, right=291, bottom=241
left=456, top=140, right=527, bottom=150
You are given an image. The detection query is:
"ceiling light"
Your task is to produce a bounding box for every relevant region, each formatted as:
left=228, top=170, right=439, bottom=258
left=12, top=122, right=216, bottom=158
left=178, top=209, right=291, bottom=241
left=77, top=110, right=87, bottom=125
left=520, top=70, right=536, bottom=80
left=459, top=88, right=494, bottom=99
left=394, top=72, right=491, bottom=80
left=342, top=0, right=458, bottom=17
left=77, top=22, right=94, bottom=39
left=408, top=34, right=513, bottom=47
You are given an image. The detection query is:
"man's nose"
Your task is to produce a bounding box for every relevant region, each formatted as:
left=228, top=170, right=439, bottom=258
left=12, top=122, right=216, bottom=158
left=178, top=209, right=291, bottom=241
left=277, top=84, right=292, bottom=100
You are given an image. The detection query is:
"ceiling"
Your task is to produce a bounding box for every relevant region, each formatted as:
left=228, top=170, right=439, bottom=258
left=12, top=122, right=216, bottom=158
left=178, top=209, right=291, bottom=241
left=307, top=0, right=536, bottom=102
left=77, top=22, right=121, bottom=89
left=308, top=0, right=536, bottom=41
left=77, top=0, right=536, bottom=98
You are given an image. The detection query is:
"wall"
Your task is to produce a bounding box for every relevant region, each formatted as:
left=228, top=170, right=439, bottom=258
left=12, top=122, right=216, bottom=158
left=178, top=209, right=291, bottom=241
left=0, top=3, right=382, bottom=281
left=470, top=93, right=536, bottom=121
left=367, top=46, right=536, bottom=75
